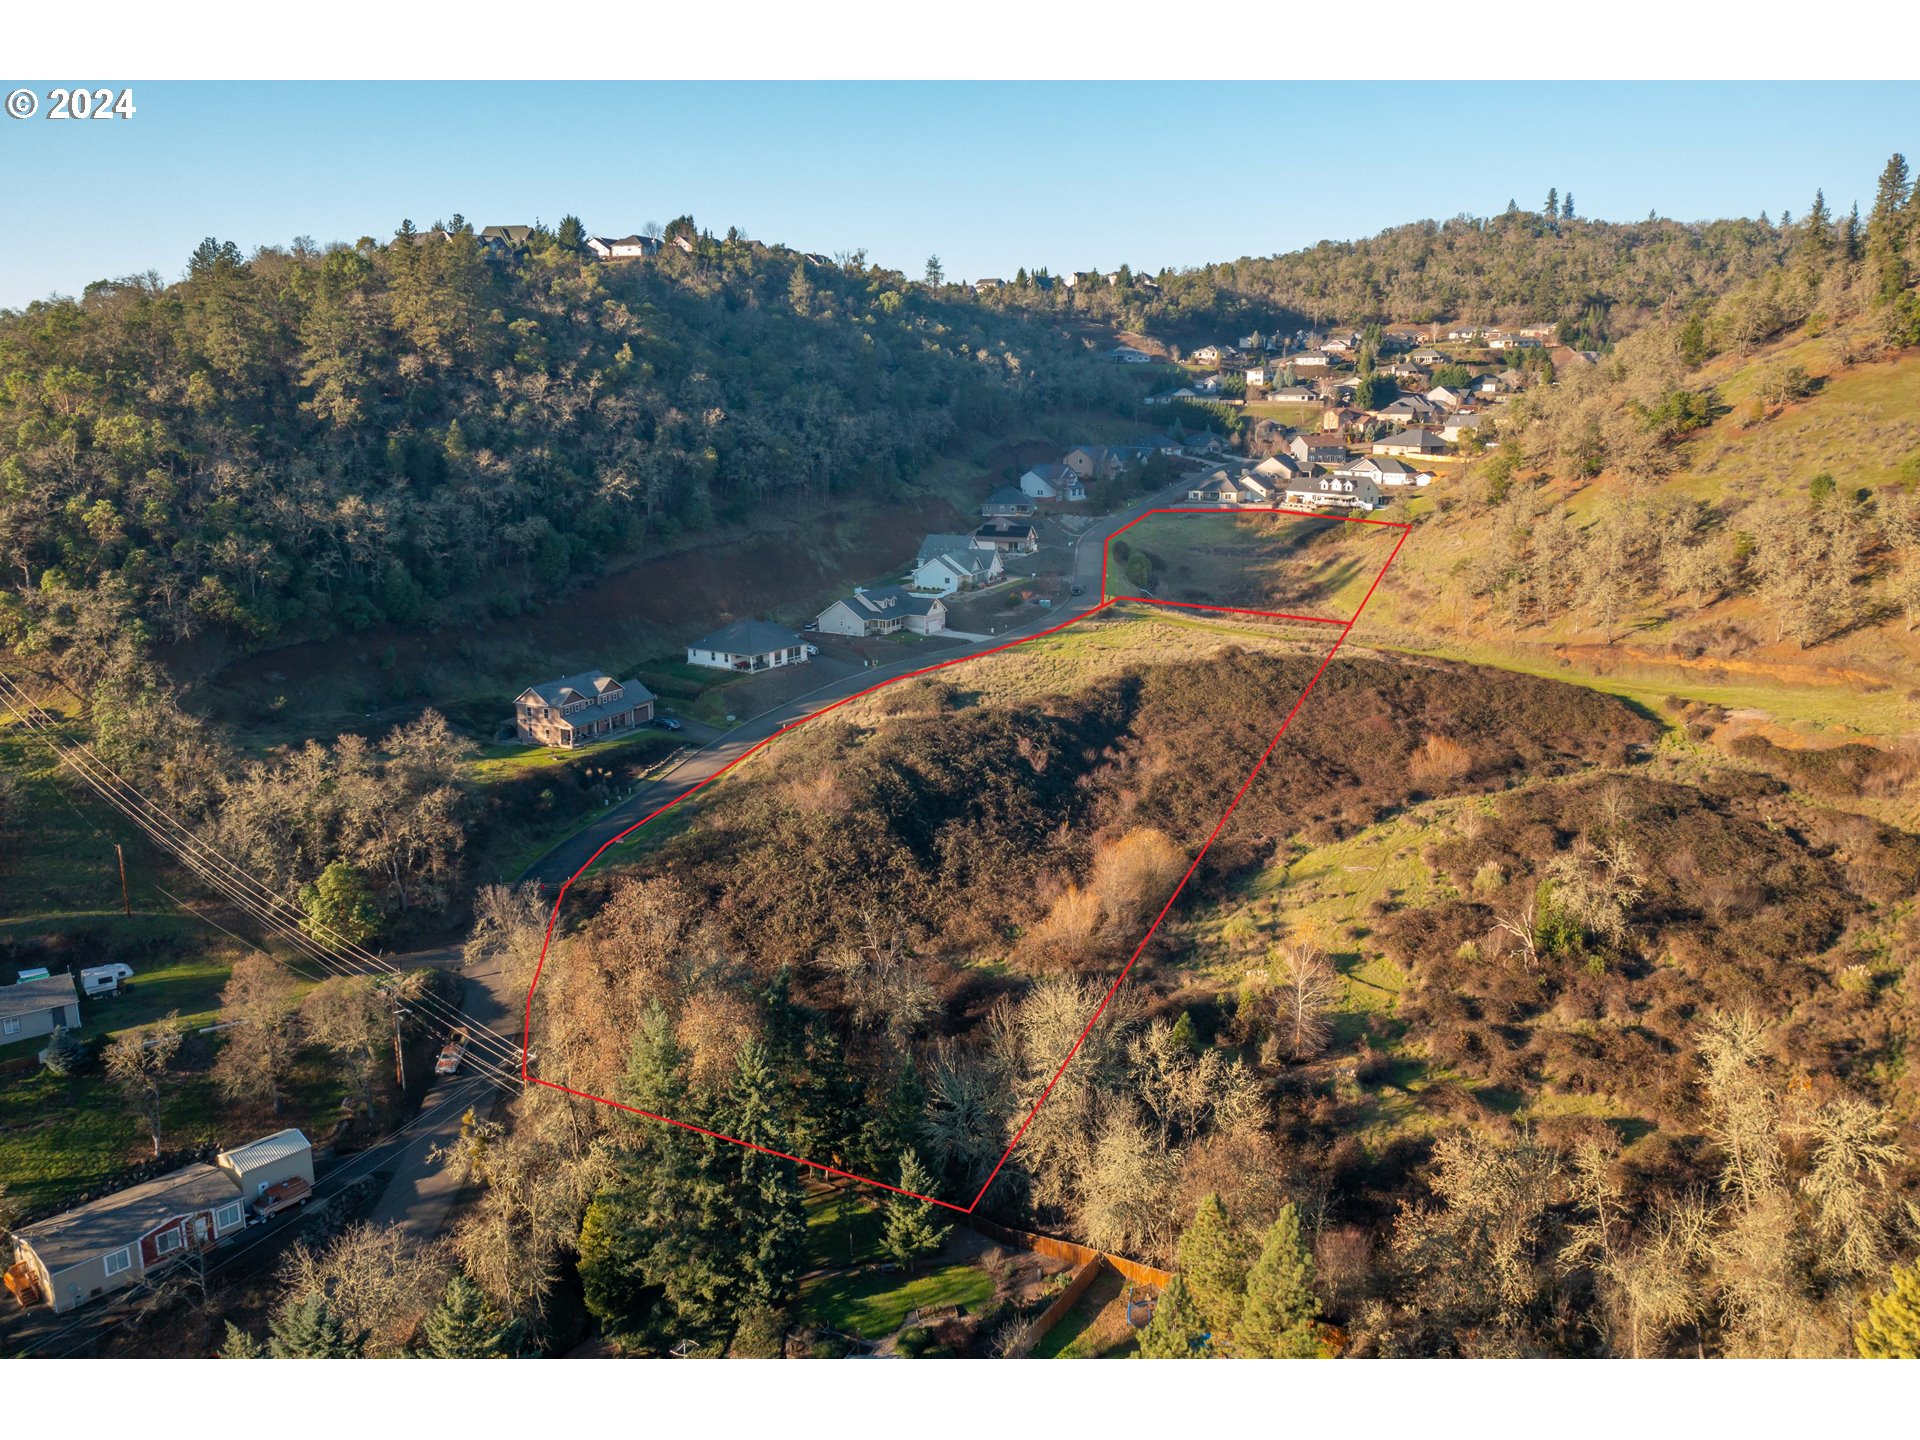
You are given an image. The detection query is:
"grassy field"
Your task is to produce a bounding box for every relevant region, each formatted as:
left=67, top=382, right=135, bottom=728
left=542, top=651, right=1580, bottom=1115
left=1113, top=510, right=1399, bottom=620
left=800, top=1260, right=995, bottom=1340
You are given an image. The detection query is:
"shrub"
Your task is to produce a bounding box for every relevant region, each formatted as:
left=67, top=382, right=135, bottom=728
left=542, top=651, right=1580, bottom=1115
left=41, top=1025, right=89, bottom=1076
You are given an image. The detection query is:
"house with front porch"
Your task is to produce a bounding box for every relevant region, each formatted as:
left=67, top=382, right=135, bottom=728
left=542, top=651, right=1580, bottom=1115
left=686, top=619, right=811, bottom=673
left=816, top=587, right=947, bottom=637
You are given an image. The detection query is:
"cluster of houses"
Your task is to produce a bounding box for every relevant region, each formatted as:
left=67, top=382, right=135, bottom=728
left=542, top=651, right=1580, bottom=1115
left=8, top=1130, right=316, bottom=1314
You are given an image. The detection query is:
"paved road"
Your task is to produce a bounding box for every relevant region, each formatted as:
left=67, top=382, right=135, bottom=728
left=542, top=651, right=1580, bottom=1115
left=516, top=483, right=1189, bottom=889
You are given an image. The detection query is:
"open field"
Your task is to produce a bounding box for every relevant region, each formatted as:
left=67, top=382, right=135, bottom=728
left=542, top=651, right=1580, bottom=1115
left=1107, top=510, right=1401, bottom=620
left=799, top=1260, right=994, bottom=1340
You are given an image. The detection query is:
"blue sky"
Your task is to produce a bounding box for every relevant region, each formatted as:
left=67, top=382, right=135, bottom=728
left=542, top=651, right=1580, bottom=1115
left=2, top=80, right=1915, bottom=308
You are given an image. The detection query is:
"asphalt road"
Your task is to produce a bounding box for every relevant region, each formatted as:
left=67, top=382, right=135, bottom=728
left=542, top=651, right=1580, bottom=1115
left=516, top=482, right=1188, bottom=890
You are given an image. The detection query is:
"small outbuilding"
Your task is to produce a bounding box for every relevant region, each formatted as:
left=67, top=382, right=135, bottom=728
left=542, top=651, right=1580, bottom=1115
left=1, top=973, right=81, bottom=1049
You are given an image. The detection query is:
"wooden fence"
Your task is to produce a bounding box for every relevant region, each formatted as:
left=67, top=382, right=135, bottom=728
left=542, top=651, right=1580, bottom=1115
left=965, top=1215, right=1172, bottom=1289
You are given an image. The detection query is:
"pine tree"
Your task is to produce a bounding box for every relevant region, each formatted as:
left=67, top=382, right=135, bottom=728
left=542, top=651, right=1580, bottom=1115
left=220, top=1322, right=265, bottom=1358
left=421, top=1274, right=518, bottom=1358
left=1856, top=1260, right=1920, bottom=1358
left=1545, top=188, right=1559, bottom=220
left=267, top=1294, right=366, bottom=1358
left=41, top=1024, right=88, bottom=1077
left=1562, top=192, right=1576, bottom=221
left=1175, top=1194, right=1249, bottom=1343
left=722, top=1039, right=809, bottom=1310
left=1234, top=1204, right=1323, bottom=1358
left=1137, top=1273, right=1211, bottom=1358
left=882, top=1152, right=951, bottom=1270
left=1867, top=152, right=1913, bottom=304
left=1801, top=188, right=1835, bottom=268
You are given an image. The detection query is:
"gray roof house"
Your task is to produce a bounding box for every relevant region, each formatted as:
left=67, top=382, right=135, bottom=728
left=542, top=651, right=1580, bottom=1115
left=912, top=546, right=1003, bottom=595
left=1374, top=428, right=1450, bottom=457
left=982, top=485, right=1037, bottom=518
left=816, top=587, right=947, bottom=638
left=1020, top=463, right=1085, bottom=501
left=687, top=619, right=811, bottom=673
left=917, top=532, right=979, bottom=566
left=1, top=973, right=81, bottom=1048
left=513, top=670, right=655, bottom=748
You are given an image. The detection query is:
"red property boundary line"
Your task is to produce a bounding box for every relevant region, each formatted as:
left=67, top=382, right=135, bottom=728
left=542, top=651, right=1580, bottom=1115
left=521, top=506, right=1411, bottom=1215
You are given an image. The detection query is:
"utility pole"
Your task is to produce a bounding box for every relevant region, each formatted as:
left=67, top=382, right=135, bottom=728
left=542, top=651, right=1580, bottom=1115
left=116, top=843, right=129, bottom=916
left=391, top=1001, right=409, bottom=1091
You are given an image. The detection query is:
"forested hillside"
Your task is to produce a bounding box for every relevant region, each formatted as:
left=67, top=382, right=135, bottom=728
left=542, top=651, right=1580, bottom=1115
left=0, top=219, right=1125, bottom=672
left=977, top=178, right=1920, bottom=349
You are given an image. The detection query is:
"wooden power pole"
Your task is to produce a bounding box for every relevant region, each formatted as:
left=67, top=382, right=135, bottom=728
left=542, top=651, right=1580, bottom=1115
left=116, top=843, right=130, bottom=916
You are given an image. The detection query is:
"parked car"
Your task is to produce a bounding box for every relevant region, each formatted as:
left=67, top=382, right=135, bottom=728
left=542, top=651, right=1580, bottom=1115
left=801, top=620, right=818, bottom=632
left=655, top=716, right=683, bottom=731
left=804, top=644, right=819, bottom=657
left=1070, top=583, right=1084, bottom=596
left=251, top=1176, right=312, bottom=1221
left=436, top=1029, right=468, bottom=1077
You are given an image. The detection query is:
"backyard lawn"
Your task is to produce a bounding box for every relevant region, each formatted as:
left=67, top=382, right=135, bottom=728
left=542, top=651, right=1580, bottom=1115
left=804, top=1183, right=885, bottom=1269
left=800, top=1260, right=994, bottom=1340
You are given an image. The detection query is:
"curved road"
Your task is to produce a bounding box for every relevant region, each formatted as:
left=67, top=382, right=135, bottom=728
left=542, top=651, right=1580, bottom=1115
left=516, top=482, right=1188, bottom=890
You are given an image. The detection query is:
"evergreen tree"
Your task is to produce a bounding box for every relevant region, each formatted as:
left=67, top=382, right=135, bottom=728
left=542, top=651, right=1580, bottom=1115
left=1234, top=1204, right=1323, bottom=1358
left=1866, top=153, right=1912, bottom=304
left=421, top=1274, right=518, bottom=1358
left=220, top=1322, right=265, bottom=1358
left=555, top=215, right=586, bottom=253
left=1136, top=1273, right=1210, bottom=1358
left=1856, top=1260, right=1920, bottom=1359
left=41, top=1024, right=88, bottom=1077
left=267, top=1294, right=366, bottom=1358
left=722, top=1039, right=809, bottom=1311
left=1801, top=188, right=1835, bottom=268
left=1169, top=1010, right=1199, bottom=1054
left=300, top=861, right=380, bottom=947
left=882, top=1151, right=951, bottom=1270
left=1562, top=192, right=1576, bottom=221
left=727, top=1303, right=789, bottom=1358
left=1175, top=1194, right=1250, bottom=1343
left=1545, top=188, right=1559, bottom=220
left=924, top=255, right=945, bottom=287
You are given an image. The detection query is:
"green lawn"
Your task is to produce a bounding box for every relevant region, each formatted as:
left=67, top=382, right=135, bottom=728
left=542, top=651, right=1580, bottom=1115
left=1032, top=1266, right=1141, bottom=1359
left=0, top=1067, right=223, bottom=1215
left=804, top=1183, right=885, bottom=1269
left=800, top=1261, right=994, bottom=1339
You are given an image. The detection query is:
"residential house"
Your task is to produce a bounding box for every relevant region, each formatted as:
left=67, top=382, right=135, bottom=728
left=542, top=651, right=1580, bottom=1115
left=1191, top=374, right=1231, bottom=396
left=1339, top=455, right=1431, bottom=488
left=586, top=234, right=660, bottom=260
left=1447, top=325, right=1484, bottom=341
left=686, top=619, right=811, bottom=673
left=1425, top=385, right=1474, bottom=412
left=1474, top=372, right=1520, bottom=397
left=1376, top=395, right=1442, bottom=427
left=1020, top=463, right=1085, bottom=501
left=1191, top=345, right=1231, bottom=366
left=1289, top=435, right=1350, bottom=467
left=1108, top=346, right=1153, bottom=364
left=513, top=671, right=655, bottom=748
left=0, top=973, right=80, bottom=1048
left=1063, top=445, right=1123, bottom=481
left=11, top=1132, right=312, bottom=1314
left=1382, top=361, right=1430, bottom=381
left=972, top=520, right=1041, bottom=554
left=1144, top=387, right=1204, bottom=405
left=1410, top=348, right=1448, bottom=366
left=974, top=277, right=1006, bottom=290
left=1138, top=432, right=1183, bottom=456
left=1186, top=470, right=1272, bottom=506
left=816, top=587, right=947, bottom=638
left=1244, top=366, right=1270, bottom=389
left=981, top=485, right=1038, bottom=518
left=1374, top=428, right=1450, bottom=458
left=911, top=547, right=1003, bottom=596
left=1251, top=454, right=1307, bottom=486
left=1269, top=385, right=1319, bottom=405
left=1550, top=347, right=1599, bottom=372
left=1284, top=472, right=1387, bottom=513
left=1290, top=350, right=1333, bottom=370
left=1182, top=431, right=1227, bottom=456
left=1487, top=332, right=1544, bottom=350
left=1322, top=337, right=1356, bottom=358
left=1441, top=412, right=1488, bottom=444
left=1322, top=405, right=1363, bottom=433
left=479, top=224, right=535, bottom=252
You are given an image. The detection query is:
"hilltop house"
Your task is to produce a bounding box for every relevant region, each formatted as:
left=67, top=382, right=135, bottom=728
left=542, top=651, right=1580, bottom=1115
left=1, top=973, right=81, bottom=1048
left=1187, top=470, right=1273, bottom=506
left=11, top=1131, right=313, bottom=1314
left=586, top=234, right=661, bottom=260
left=981, top=485, right=1037, bottom=518
left=816, top=586, right=947, bottom=637
left=1376, top=395, right=1442, bottom=427
left=1020, top=463, right=1086, bottom=501
left=686, top=619, right=811, bottom=673
left=513, top=670, right=655, bottom=748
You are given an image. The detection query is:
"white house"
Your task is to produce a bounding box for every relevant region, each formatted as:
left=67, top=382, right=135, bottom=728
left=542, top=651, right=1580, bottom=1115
left=586, top=234, right=661, bottom=260
left=816, top=587, right=947, bottom=638
left=1284, top=472, right=1387, bottom=513
left=1339, top=455, right=1431, bottom=488
left=911, top=547, right=1003, bottom=595
left=686, top=619, right=811, bottom=673
left=1020, top=463, right=1085, bottom=501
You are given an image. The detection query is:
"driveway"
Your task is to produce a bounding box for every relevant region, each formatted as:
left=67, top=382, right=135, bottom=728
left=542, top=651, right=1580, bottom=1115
left=516, top=481, right=1189, bottom=890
